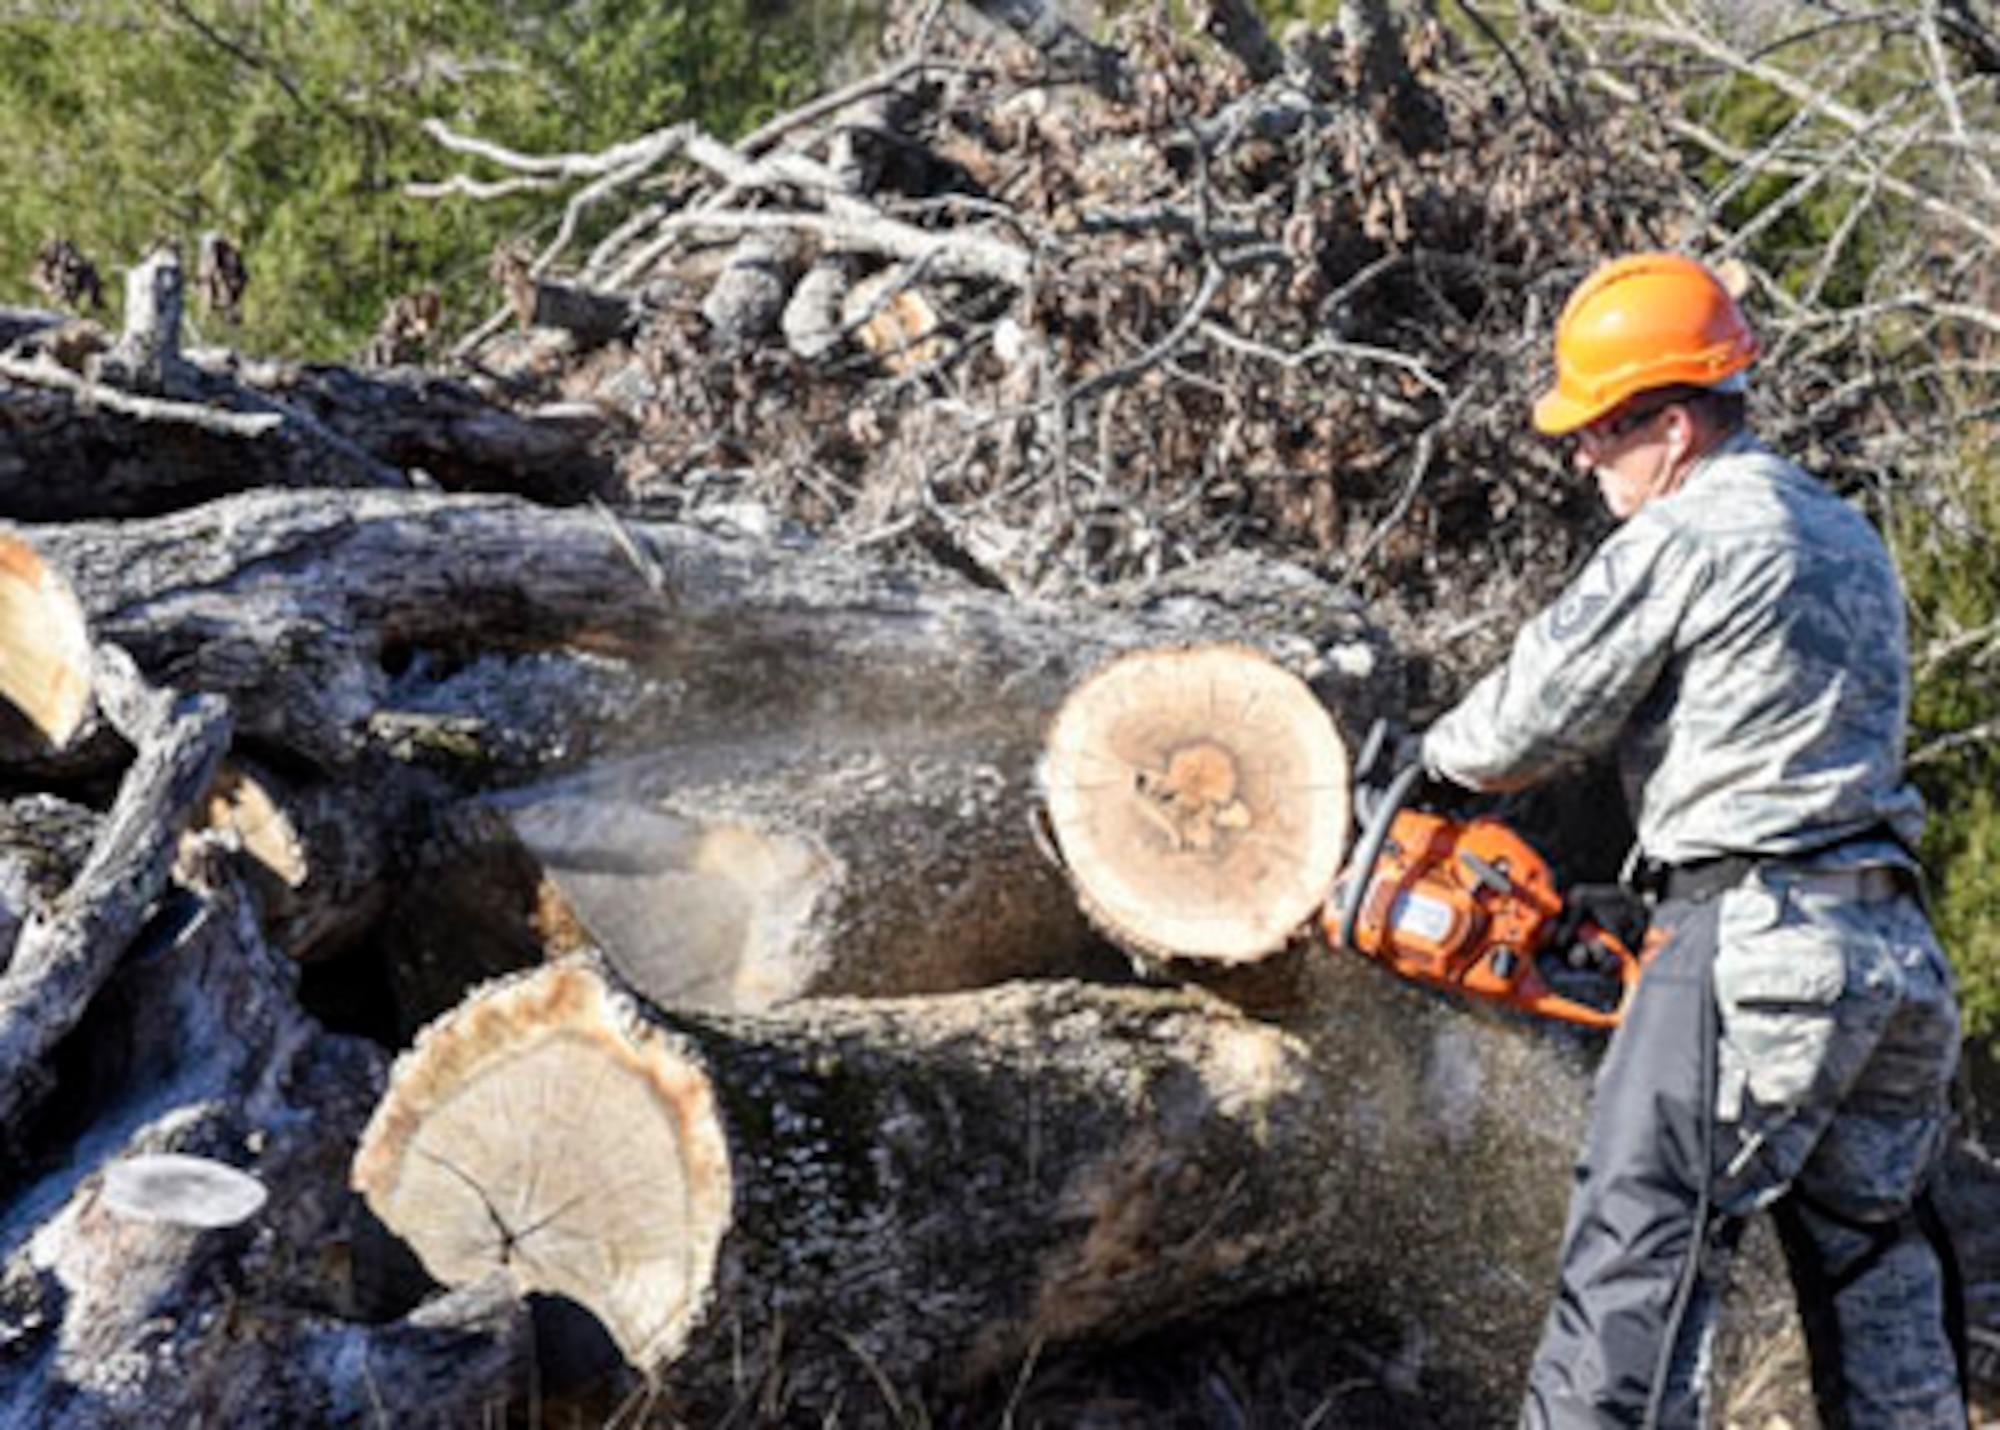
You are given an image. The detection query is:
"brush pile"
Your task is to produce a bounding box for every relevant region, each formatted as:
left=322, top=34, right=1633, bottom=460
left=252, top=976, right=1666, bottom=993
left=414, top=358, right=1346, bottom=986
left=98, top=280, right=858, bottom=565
left=421, top=0, right=1999, bottom=701
left=422, top=0, right=1693, bottom=687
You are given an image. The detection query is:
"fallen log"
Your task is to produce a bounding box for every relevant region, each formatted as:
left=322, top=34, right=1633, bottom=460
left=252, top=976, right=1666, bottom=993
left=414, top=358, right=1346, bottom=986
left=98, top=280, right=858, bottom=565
left=2, top=258, right=615, bottom=522
left=23, top=489, right=1395, bottom=768
left=353, top=955, right=1603, bottom=1421
left=11, top=498, right=1393, bottom=1031
left=237, top=360, right=618, bottom=502
left=0, top=354, right=625, bottom=521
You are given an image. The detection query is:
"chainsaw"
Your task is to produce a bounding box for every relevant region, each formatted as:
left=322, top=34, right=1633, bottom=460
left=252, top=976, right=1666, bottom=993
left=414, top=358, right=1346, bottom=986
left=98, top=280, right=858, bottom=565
left=1324, top=725, right=1647, bottom=1030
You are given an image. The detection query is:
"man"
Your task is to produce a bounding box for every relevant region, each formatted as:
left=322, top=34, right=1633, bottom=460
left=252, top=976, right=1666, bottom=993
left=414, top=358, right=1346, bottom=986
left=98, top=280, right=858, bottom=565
left=1418, top=252, right=1966, bottom=1427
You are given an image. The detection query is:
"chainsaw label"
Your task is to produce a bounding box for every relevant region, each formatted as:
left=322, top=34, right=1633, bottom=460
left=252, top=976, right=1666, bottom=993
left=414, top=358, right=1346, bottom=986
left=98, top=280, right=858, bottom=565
left=1388, top=889, right=1456, bottom=945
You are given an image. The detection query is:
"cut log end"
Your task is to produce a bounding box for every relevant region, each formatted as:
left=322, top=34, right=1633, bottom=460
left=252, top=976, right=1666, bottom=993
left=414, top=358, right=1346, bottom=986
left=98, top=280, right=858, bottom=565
left=351, top=962, right=732, bottom=1369
left=200, top=765, right=309, bottom=889
left=1041, top=644, right=1350, bottom=965
left=507, top=798, right=834, bottom=1010
left=0, top=532, right=93, bottom=748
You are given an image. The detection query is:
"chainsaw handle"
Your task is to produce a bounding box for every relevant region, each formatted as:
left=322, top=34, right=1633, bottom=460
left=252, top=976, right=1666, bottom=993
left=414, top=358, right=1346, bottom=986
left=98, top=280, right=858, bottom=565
left=1333, top=761, right=1425, bottom=953
left=1514, top=924, right=1647, bottom=1031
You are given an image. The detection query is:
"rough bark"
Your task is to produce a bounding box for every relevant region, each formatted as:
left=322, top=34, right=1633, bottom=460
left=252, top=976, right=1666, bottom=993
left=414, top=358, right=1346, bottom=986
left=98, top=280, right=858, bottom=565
left=0, top=795, right=98, bottom=970
left=780, top=261, right=851, bottom=360
left=0, top=354, right=406, bottom=520
left=192, top=754, right=420, bottom=964
left=700, top=235, right=797, bottom=351
left=90, top=248, right=192, bottom=397
left=236, top=360, right=617, bottom=502
left=354, top=956, right=1607, bottom=1422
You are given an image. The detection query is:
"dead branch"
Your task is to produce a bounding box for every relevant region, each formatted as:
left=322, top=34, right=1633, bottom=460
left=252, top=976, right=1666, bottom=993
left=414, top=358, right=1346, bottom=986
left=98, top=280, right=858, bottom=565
left=0, top=647, right=231, bottom=1137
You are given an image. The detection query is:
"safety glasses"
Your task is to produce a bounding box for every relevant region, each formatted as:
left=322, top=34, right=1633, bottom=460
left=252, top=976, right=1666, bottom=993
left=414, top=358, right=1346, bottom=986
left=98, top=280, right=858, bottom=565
left=1577, top=396, right=1678, bottom=456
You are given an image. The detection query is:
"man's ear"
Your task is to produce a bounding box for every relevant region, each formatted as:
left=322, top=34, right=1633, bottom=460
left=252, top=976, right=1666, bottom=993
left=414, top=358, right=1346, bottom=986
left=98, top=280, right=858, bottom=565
left=1663, top=404, right=1696, bottom=461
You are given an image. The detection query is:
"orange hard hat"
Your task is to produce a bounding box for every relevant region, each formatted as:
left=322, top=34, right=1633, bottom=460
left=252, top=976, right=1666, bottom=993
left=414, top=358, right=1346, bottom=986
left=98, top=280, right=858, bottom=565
left=1532, top=252, right=1759, bottom=437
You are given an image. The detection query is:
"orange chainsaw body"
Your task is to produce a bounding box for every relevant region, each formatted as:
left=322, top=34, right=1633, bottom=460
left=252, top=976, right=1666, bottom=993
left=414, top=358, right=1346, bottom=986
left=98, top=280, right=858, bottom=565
left=1324, top=809, right=1641, bottom=1030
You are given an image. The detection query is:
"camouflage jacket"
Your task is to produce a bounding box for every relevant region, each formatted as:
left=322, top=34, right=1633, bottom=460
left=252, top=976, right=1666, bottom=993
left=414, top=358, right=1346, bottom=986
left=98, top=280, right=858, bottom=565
left=1422, top=431, right=1925, bottom=867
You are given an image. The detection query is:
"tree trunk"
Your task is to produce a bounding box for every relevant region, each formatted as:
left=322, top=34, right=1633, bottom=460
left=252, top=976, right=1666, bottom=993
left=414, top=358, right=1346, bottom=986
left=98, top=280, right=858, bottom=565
left=353, top=955, right=1605, bottom=1422
left=22, top=489, right=1394, bottom=770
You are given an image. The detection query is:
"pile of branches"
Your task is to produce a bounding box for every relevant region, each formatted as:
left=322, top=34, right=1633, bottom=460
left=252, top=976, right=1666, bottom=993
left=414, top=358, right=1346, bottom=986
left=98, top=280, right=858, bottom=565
left=411, top=0, right=2000, bottom=696
left=409, top=2, right=1657, bottom=684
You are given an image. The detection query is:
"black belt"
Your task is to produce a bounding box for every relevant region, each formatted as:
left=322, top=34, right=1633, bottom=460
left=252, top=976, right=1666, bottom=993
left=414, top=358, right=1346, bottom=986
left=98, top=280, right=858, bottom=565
left=1632, top=853, right=1758, bottom=903
left=1633, top=852, right=1916, bottom=905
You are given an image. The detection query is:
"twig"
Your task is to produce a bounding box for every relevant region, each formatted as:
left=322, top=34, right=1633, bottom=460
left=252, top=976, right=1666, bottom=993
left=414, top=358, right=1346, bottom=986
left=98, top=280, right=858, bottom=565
left=155, top=0, right=311, bottom=116
left=1919, top=0, right=2000, bottom=201
left=1578, top=64, right=2000, bottom=252
left=404, top=172, right=564, bottom=202
left=1910, top=716, right=2000, bottom=767
left=681, top=132, right=874, bottom=221
left=417, top=117, right=695, bottom=182
left=1567, top=0, right=2000, bottom=159
left=0, top=353, right=284, bottom=438
left=736, top=56, right=932, bottom=157
left=1338, top=384, right=1480, bottom=583
left=1714, top=85, right=1924, bottom=260
left=1196, top=319, right=1449, bottom=396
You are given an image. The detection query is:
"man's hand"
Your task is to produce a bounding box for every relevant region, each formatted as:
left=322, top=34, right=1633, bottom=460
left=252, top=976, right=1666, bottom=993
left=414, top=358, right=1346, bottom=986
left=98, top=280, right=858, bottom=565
left=1552, top=883, right=1650, bottom=966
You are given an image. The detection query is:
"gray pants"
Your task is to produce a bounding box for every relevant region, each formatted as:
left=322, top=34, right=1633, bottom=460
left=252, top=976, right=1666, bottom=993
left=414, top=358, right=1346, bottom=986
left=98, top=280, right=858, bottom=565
left=1521, top=869, right=1964, bottom=1428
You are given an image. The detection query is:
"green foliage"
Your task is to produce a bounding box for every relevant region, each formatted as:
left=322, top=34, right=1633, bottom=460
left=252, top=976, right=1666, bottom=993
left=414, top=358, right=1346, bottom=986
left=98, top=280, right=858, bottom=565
left=1892, top=449, right=2000, bottom=1034
left=1244, top=0, right=1343, bottom=24
left=0, top=1, right=824, bottom=357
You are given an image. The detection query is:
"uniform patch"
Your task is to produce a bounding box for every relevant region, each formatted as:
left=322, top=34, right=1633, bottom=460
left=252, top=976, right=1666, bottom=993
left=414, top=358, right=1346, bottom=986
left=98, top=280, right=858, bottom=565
left=1548, top=551, right=1621, bottom=642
